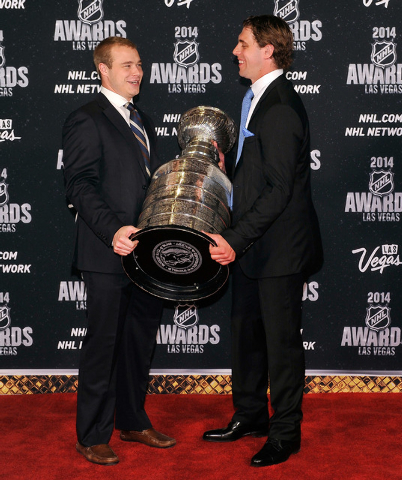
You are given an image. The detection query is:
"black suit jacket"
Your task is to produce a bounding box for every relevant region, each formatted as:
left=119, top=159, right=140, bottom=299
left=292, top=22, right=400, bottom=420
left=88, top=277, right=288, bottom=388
left=223, top=74, right=323, bottom=279
left=62, top=93, right=161, bottom=274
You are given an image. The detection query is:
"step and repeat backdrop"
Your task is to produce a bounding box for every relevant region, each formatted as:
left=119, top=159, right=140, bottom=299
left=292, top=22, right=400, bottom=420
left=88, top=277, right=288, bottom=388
left=1, top=0, right=402, bottom=391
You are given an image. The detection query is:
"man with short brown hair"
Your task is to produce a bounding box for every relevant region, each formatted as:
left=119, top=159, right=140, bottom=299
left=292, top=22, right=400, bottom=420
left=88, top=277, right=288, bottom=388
left=203, top=15, right=323, bottom=467
left=63, top=36, right=175, bottom=466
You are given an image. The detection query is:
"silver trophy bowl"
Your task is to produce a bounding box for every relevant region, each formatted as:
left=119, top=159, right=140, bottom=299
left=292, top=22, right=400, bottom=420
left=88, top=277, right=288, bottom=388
left=122, top=106, right=237, bottom=301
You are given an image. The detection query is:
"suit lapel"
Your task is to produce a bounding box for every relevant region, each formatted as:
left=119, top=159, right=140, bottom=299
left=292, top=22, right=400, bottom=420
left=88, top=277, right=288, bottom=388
left=248, top=73, right=286, bottom=125
left=233, top=74, right=287, bottom=177
left=96, top=93, right=150, bottom=179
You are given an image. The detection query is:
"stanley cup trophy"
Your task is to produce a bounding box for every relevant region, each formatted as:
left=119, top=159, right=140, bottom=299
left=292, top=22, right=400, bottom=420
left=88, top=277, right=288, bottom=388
left=122, top=106, right=237, bottom=301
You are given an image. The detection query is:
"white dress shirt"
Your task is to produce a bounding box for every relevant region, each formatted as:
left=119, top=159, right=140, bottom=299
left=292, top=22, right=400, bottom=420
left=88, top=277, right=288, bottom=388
left=100, top=86, right=150, bottom=151
left=246, top=69, right=284, bottom=127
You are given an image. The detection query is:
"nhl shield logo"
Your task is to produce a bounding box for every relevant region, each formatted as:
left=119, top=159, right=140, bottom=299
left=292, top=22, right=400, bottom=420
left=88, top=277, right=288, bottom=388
left=371, top=41, right=397, bottom=69
left=0, top=180, right=9, bottom=206
left=78, top=0, right=104, bottom=25
left=365, top=305, right=391, bottom=331
left=369, top=170, right=394, bottom=197
left=274, top=0, right=300, bottom=24
left=173, top=304, right=199, bottom=330
left=173, top=41, right=199, bottom=67
left=0, top=305, right=11, bottom=330
left=0, top=46, right=5, bottom=68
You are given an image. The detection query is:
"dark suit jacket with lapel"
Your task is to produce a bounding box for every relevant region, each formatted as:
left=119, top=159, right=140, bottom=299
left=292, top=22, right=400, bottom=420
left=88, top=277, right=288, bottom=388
left=62, top=92, right=161, bottom=274
left=222, top=74, right=323, bottom=279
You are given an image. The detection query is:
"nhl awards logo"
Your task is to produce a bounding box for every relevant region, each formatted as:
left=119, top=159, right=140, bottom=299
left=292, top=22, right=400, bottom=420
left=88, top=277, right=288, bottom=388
left=0, top=171, right=9, bottom=206
left=173, top=304, right=198, bottom=330
left=274, top=0, right=300, bottom=24
left=58, top=280, right=87, bottom=310
left=341, top=295, right=400, bottom=357
left=345, top=156, right=401, bottom=222
left=53, top=1, right=127, bottom=50
left=272, top=1, right=322, bottom=51
left=150, top=26, right=222, bottom=93
left=0, top=30, right=29, bottom=94
left=174, top=40, right=199, bottom=67
left=77, top=0, right=104, bottom=25
left=369, top=170, right=394, bottom=196
left=0, top=304, right=11, bottom=330
left=346, top=27, right=401, bottom=94
left=0, top=31, right=5, bottom=68
left=0, top=293, right=34, bottom=355
left=0, top=168, right=32, bottom=232
left=371, top=41, right=397, bottom=69
left=156, top=303, right=220, bottom=354
left=341, top=291, right=400, bottom=357
left=365, top=304, right=391, bottom=331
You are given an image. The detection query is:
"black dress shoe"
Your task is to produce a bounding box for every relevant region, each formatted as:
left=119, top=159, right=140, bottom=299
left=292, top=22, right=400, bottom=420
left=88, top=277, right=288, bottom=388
left=203, top=421, right=268, bottom=442
left=251, top=437, right=300, bottom=467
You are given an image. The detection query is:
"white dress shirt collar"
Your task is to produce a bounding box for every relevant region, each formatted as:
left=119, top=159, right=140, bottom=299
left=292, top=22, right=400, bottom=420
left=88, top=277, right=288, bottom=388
left=246, top=69, right=284, bottom=126
left=100, top=86, right=132, bottom=124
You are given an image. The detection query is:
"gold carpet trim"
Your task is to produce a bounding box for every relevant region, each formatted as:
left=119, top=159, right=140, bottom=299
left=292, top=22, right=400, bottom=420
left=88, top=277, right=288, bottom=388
left=0, top=375, right=401, bottom=395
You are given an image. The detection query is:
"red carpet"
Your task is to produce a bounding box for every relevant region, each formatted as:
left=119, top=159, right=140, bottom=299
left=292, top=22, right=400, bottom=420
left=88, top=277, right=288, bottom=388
left=2, top=392, right=402, bottom=479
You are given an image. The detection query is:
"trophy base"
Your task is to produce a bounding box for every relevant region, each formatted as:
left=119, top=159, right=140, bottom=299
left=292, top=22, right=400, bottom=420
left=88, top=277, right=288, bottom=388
left=122, top=225, right=229, bottom=301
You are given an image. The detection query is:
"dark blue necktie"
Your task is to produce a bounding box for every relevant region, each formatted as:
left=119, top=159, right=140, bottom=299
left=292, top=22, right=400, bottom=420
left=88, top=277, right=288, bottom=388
left=125, top=102, right=151, bottom=176
left=235, top=88, right=254, bottom=166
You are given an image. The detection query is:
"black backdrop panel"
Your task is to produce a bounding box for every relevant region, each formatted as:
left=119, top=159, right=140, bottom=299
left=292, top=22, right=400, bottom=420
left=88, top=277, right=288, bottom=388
left=1, top=0, right=401, bottom=375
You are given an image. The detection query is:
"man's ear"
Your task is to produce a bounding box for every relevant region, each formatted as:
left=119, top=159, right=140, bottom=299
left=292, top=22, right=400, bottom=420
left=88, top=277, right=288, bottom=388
left=98, top=63, right=108, bottom=76
left=264, top=44, right=275, bottom=59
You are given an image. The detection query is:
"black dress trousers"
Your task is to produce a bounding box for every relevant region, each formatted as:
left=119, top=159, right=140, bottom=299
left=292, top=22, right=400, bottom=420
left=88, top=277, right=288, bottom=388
left=77, top=271, right=163, bottom=447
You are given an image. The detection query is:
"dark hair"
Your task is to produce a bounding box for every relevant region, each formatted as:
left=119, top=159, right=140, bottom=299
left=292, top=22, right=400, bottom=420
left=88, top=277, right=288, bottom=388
left=93, top=37, right=138, bottom=74
left=243, top=15, right=293, bottom=69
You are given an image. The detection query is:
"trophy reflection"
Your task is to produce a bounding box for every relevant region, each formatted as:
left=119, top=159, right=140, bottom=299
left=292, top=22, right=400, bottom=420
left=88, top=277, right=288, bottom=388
left=122, top=106, right=237, bottom=301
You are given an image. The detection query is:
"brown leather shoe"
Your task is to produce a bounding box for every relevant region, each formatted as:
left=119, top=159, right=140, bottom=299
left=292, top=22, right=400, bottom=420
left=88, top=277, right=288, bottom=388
left=120, top=428, right=176, bottom=448
left=76, top=442, right=119, bottom=465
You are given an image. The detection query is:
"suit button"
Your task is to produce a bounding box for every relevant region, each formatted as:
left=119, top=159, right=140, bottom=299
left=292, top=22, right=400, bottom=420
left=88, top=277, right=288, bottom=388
left=142, top=185, right=147, bottom=190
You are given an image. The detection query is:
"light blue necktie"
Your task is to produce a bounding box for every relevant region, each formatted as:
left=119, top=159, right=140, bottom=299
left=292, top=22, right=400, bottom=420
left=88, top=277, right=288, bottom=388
left=125, top=102, right=151, bottom=176
left=235, top=87, right=254, bottom=166
left=230, top=88, right=254, bottom=208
